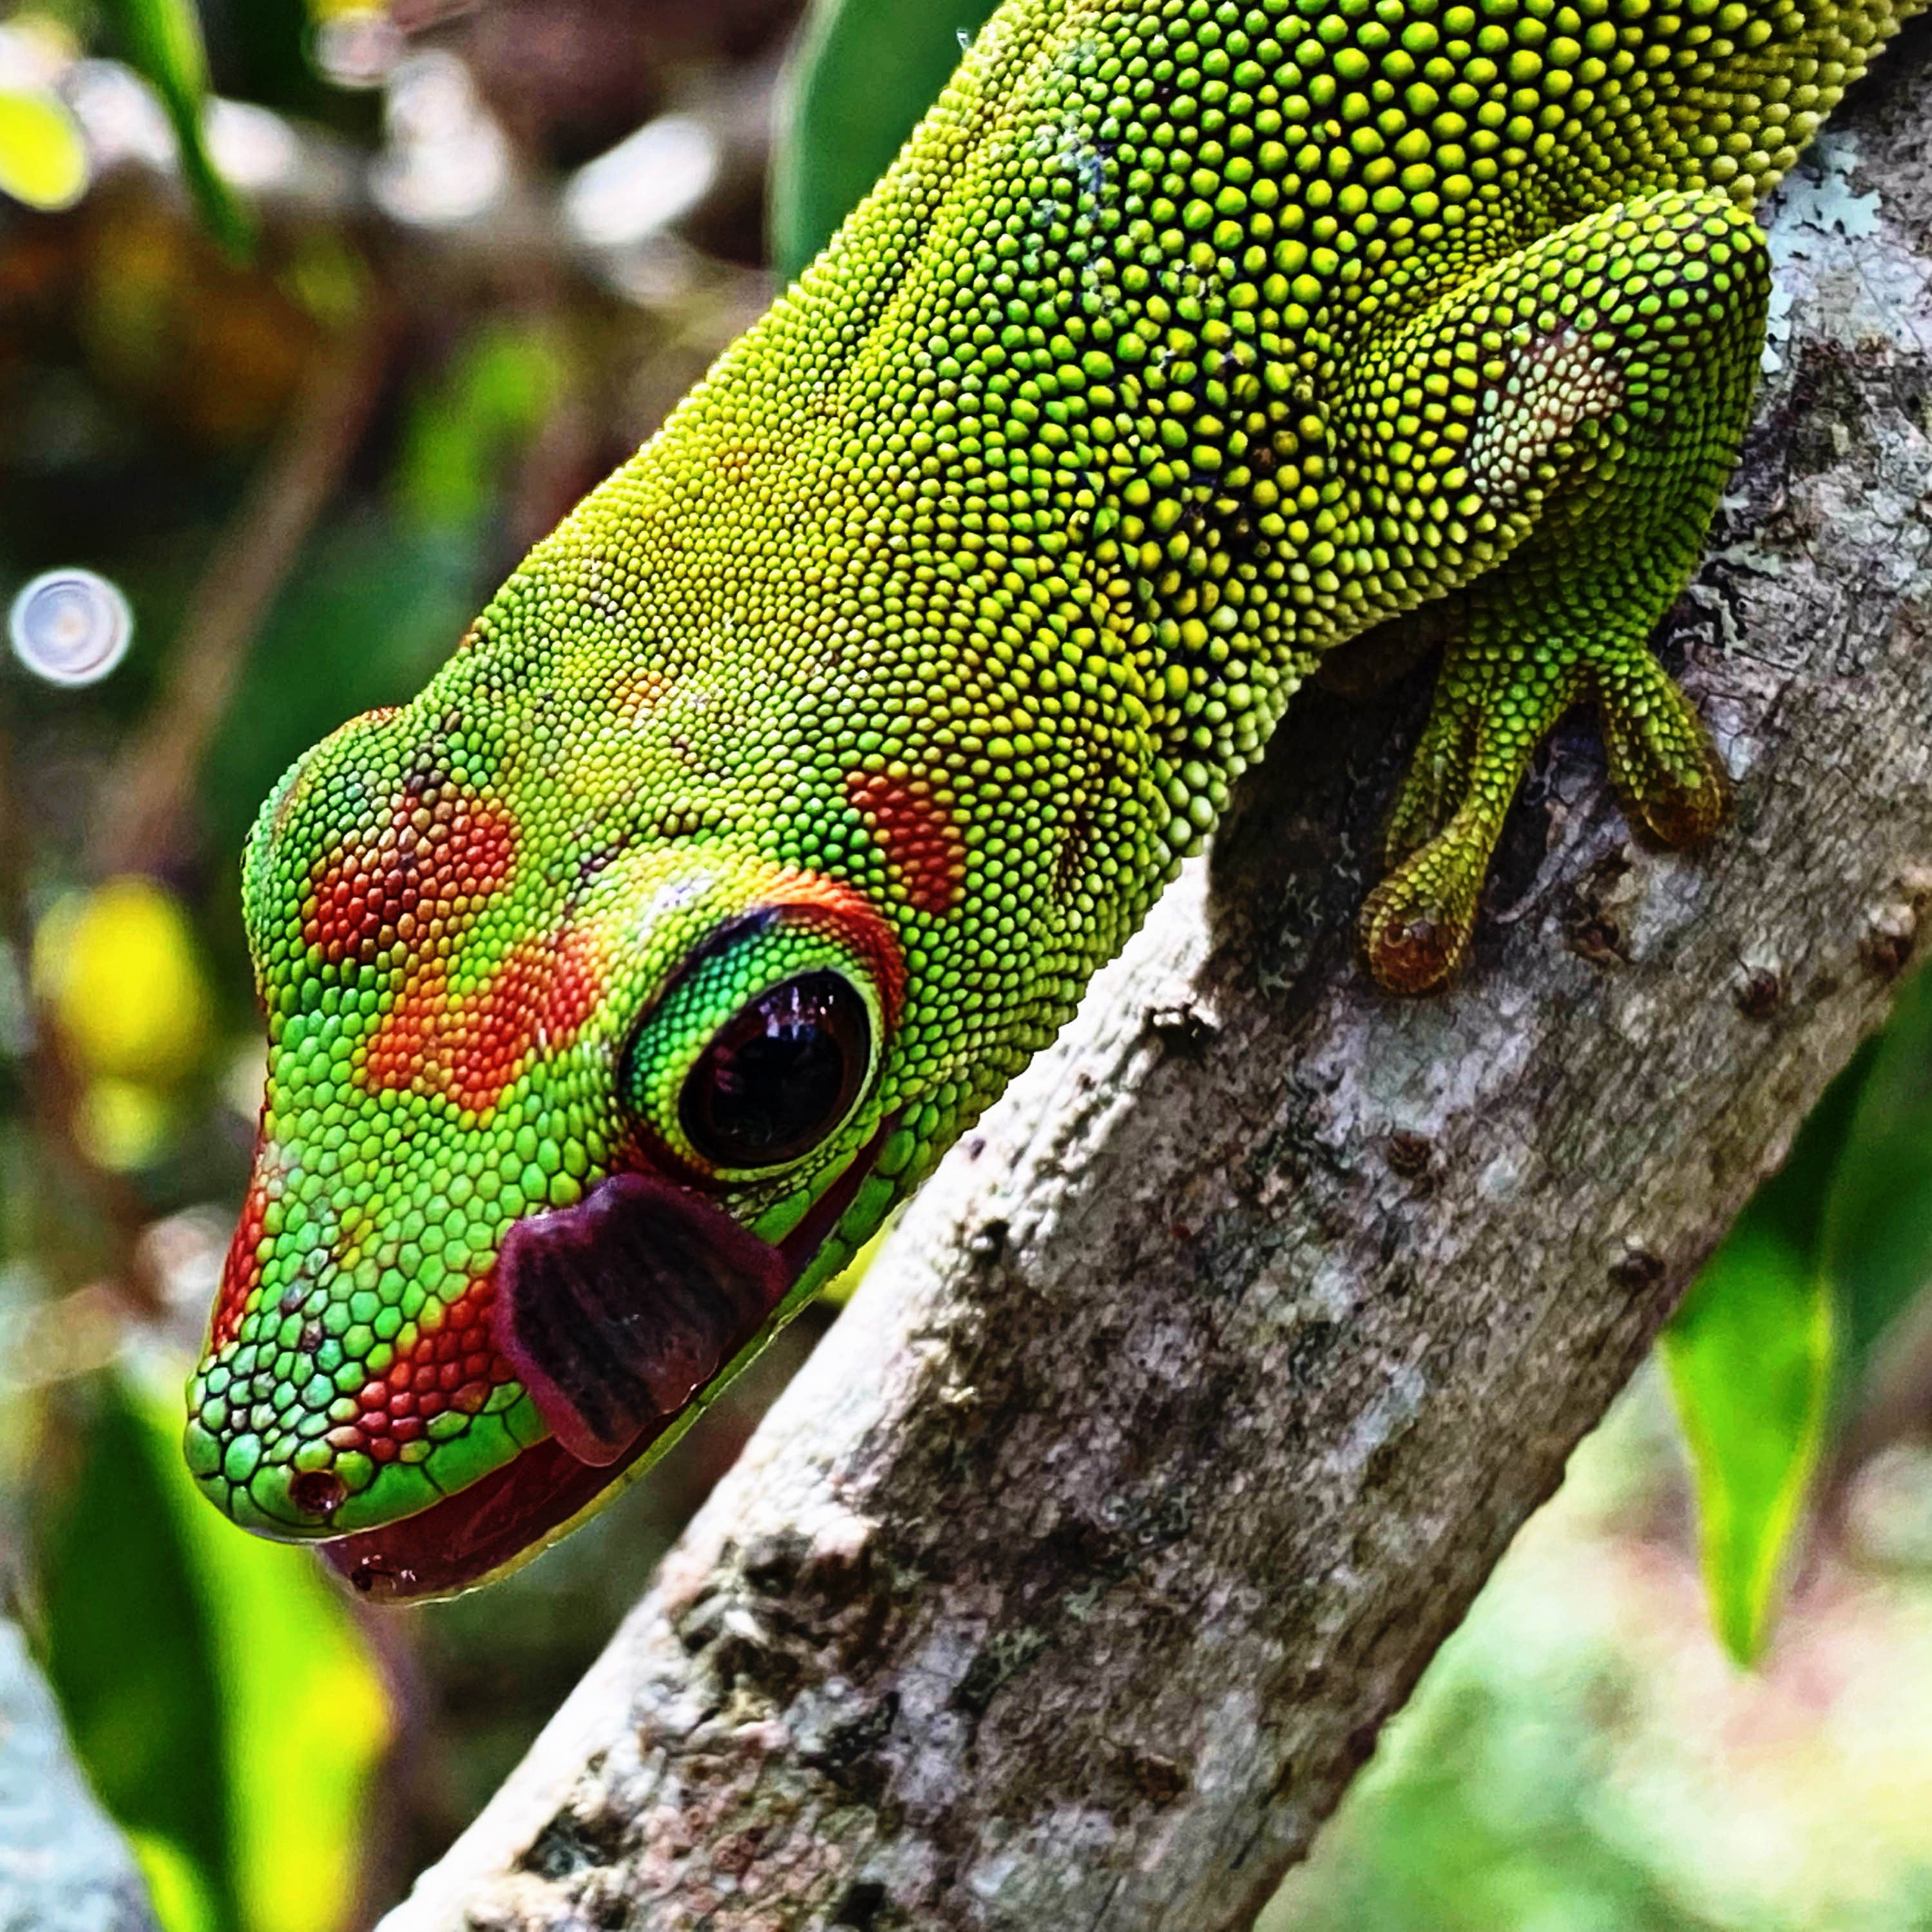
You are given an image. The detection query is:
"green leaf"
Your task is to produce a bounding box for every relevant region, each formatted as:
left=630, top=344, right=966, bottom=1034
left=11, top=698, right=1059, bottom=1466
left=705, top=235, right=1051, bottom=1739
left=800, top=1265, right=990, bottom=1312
left=1665, top=965, right=1932, bottom=1666
left=769, top=0, right=1002, bottom=285
left=1821, top=966, right=1932, bottom=1379
left=39, top=1366, right=390, bottom=1932
left=132, top=1366, right=392, bottom=1932
left=1663, top=1200, right=1834, bottom=1665
left=0, top=88, right=90, bottom=211
left=1661, top=1044, right=1873, bottom=1665
left=129, top=1834, right=222, bottom=1932
left=100, top=0, right=254, bottom=259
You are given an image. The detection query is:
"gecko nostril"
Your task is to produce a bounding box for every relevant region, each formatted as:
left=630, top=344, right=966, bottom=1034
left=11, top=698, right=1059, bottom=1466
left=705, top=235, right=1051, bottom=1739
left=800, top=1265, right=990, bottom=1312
left=291, top=1469, right=346, bottom=1518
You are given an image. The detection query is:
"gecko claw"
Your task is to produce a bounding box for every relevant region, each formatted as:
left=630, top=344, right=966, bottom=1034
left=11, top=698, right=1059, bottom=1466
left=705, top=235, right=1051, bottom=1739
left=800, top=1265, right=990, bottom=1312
left=1359, top=864, right=1478, bottom=995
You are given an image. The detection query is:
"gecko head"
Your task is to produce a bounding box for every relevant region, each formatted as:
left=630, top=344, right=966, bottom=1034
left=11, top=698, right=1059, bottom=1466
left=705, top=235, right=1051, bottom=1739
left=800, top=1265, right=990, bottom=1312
left=186, top=698, right=907, bottom=1599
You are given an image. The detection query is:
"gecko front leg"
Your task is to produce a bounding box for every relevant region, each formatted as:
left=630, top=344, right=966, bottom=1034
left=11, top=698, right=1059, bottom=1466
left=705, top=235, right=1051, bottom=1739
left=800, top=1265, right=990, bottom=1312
left=1338, top=190, right=1768, bottom=991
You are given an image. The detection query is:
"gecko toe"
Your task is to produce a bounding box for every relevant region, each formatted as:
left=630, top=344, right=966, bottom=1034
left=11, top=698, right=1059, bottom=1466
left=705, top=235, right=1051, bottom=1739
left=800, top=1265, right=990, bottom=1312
left=1592, top=650, right=1734, bottom=850
left=1359, top=831, right=1486, bottom=995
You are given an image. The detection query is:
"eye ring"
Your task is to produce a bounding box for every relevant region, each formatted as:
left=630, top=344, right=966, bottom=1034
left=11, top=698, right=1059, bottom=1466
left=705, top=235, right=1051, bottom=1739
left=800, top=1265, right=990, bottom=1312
left=676, top=970, right=872, bottom=1172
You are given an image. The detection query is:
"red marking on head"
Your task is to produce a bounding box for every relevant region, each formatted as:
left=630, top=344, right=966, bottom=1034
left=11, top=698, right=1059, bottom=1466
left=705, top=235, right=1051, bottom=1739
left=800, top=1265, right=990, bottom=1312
left=211, top=1167, right=271, bottom=1350
left=304, top=781, right=515, bottom=968
left=360, top=923, right=610, bottom=1117
left=846, top=772, right=968, bottom=915
left=760, top=867, right=908, bottom=1030
left=210, top=1111, right=282, bottom=1351
left=329, top=1274, right=517, bottom=1462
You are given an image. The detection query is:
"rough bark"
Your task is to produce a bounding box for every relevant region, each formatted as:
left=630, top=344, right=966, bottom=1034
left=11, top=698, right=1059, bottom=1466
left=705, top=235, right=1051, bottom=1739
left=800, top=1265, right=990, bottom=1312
left=378, top=26, right=1932, bottom=1932
left=0, top=1620, right=159, bottom=1932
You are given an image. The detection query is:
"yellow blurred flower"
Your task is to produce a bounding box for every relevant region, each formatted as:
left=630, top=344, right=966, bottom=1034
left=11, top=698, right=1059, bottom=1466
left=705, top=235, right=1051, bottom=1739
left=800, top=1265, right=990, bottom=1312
left=33, top=877, right=213, bottom=1086
left=76, top=1076, right=178, bottom=1174
left=0, top=86, right=88, bottom=213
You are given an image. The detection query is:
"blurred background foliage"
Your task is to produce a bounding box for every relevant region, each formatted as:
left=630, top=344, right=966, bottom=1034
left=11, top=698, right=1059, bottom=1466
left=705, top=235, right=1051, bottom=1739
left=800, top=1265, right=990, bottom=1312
left=1, top=0, right=1931, bottom=1926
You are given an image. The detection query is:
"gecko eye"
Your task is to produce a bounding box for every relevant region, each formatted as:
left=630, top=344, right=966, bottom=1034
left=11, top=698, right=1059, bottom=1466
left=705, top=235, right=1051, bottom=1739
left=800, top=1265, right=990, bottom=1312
left=618, top=917, right=887, bottom=1183
left=680, top=973, right=870, bottom=1169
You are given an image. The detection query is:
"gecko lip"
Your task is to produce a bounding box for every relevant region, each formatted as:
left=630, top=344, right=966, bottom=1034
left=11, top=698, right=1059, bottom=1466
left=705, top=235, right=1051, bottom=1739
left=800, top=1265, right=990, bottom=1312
left=317, top=1123, right=893, bottom=1601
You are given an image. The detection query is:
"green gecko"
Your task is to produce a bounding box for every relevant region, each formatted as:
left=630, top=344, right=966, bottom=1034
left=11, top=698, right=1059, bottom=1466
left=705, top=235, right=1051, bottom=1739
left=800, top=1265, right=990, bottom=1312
left=188, top=0, right=1919, bottom=1598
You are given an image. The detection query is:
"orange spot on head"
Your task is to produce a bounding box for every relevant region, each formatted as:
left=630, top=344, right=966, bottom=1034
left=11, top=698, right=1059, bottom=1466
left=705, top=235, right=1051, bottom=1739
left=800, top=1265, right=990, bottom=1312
left=304, top=782, right=515, bottom=968
left=760, top=866, right=908, bottom=1031
left=360, top=923, right=611, bottom=1117
left=846, top=772, right=968, bottom=915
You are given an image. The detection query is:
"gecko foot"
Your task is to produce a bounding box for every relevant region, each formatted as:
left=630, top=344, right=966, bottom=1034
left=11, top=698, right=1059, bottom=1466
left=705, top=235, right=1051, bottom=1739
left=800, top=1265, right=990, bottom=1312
left=1361, top=644, right=1578, bottom=993
left=1360, top=636, right=1730, bottom=993
left=1359, top=812, right=1489, bottom=994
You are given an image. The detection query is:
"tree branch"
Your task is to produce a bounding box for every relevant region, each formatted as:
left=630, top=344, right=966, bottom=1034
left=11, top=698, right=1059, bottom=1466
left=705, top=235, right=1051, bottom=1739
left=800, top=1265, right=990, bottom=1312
left=376, top=27, right=1932, bottom=1931
left=0, top=1619, right=158, bottom=1931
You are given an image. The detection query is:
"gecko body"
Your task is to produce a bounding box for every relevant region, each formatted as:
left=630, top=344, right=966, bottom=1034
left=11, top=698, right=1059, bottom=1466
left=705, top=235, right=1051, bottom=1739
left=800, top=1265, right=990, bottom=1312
left=187, top=0, right=1920, bottom=1596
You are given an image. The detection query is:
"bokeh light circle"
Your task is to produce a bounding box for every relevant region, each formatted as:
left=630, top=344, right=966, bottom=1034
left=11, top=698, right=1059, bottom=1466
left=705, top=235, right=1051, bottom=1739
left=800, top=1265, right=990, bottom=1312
left=7, top=569, right=134, bottom=687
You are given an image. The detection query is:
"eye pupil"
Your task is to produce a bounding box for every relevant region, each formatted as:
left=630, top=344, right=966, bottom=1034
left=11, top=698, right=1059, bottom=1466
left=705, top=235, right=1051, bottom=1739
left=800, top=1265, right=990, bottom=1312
left=680, top=971, right=870, bottom=1169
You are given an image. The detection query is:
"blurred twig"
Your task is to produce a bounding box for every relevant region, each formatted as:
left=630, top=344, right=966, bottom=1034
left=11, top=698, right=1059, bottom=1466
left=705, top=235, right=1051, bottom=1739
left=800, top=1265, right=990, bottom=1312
left=0, top=718, right=24, bottom=946
left=0, top=694, right=151, bottom=1311
left=88, top=312, right=394, bottom=879
left=1, top=917, right=152, bottom=1323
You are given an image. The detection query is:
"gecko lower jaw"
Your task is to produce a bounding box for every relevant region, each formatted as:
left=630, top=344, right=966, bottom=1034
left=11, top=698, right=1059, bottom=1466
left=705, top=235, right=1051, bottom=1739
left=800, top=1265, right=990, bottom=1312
left=320, top=1415, right=679, bottom=1601
left=312, top=1124, right=897, bottom=1601
left=319, top=1166, right=790, bottom=1600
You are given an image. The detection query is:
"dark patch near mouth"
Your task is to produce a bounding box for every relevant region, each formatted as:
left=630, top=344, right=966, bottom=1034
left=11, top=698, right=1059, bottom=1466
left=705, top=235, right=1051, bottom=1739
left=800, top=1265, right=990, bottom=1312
left=492, top=1171, right=792, bottom=1466
left=318, top=1124, right=895, bottom=1602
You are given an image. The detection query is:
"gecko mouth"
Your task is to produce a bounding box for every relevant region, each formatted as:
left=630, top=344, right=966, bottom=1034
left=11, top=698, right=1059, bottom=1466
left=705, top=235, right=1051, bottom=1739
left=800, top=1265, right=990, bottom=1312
left=317, top=1127, right=891, bottom=1601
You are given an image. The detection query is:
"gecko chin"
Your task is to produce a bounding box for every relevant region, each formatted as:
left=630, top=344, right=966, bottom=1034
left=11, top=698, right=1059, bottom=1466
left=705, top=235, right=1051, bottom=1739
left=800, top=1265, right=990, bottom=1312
left=315, top=1132, right=892, bottom=1602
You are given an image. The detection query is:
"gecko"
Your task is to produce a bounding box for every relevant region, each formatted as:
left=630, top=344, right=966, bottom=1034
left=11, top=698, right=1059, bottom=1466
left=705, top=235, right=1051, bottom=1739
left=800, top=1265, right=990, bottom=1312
left=187, top=0, right=1921, bottom=1598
